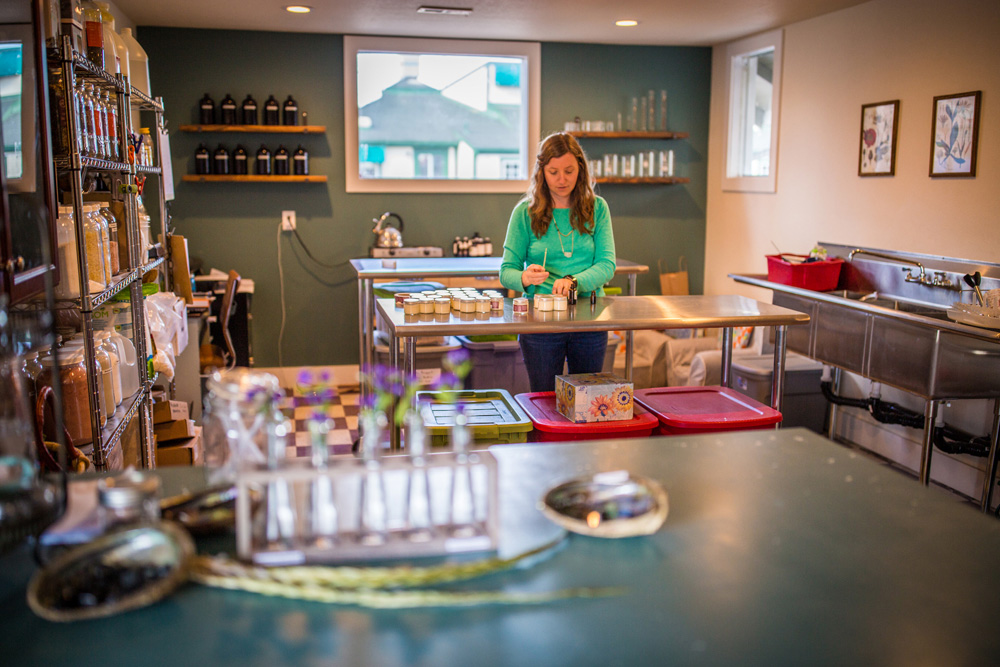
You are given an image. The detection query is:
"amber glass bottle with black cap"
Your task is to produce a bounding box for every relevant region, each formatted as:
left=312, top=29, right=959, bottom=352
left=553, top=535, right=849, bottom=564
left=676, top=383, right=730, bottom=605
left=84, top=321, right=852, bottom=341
left=282, top=95, right=298, bottom=126
left=273, top=145, right=290, bottom=175
left=219, top=94, right=237, bottom=125
left=263, top=95, right=280, bottom=125
left=255, top=145, right=272, bottom=175
left=233, top=145, right=248, bottom=175
left=212, top=144, right=230, bottom=175
left=292, top=145, right=309, bottom=175
left=240, top=94, right=258, bottom=125
left=194, top=143, right=211, bottom=174
left=198, top=93, right=215, bottom=124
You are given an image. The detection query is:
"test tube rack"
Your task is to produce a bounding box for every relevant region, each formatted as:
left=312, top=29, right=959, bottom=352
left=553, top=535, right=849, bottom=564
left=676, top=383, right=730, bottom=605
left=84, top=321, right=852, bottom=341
left=234, top=451, right=499, bottom=565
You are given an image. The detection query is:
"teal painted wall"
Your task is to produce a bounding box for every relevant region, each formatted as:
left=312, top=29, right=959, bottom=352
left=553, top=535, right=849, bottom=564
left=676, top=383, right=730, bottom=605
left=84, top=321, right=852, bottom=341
left=139, top=28, right=711, bottom=366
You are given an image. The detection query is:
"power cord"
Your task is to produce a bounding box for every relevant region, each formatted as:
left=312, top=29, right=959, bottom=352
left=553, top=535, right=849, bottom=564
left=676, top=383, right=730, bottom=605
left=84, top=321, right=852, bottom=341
left=276, top=220, right=287, bottom=369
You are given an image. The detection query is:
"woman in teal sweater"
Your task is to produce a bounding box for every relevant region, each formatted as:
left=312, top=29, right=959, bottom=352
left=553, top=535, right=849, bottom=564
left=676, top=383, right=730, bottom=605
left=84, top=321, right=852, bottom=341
left=500, top=132, right=617, bottom=392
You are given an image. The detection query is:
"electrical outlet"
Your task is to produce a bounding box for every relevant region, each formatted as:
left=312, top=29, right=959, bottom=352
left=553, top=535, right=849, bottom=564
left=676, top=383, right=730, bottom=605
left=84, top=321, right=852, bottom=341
left=281, top=210, right=296, bottom=231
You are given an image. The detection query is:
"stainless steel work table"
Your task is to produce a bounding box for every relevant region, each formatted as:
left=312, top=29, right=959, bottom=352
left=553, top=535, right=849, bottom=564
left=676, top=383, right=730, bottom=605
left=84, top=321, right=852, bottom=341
left=6, top=429, right=1000, bottom=666
left=378, top=294, right=810, bottom=449
left=350, top=257, right=648, bottom=402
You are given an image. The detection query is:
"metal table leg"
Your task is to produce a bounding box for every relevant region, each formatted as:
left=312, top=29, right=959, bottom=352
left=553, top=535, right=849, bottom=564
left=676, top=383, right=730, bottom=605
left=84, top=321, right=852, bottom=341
left=919, top=400, right=939, bottom=485
left=770, top=325, right=787, bottom=414
left=720, top=327, right=733, bottom=388
left=980, top=398, right=1000, bottom=513
left=357, top=278, right=371, bottom=400
left=622, top=274, right=638, bottom=382
left=827, top=367, right=842, bottom=441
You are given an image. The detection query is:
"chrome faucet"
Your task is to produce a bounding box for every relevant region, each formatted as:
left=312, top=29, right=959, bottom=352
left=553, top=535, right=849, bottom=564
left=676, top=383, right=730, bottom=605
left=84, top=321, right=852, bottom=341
left=848, top=248, right=958, bottom=291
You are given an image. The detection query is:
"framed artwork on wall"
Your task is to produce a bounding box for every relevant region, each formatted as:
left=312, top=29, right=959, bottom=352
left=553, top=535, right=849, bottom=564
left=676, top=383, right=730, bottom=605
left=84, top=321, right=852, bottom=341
left=930, top=91, right=981, bottom=177
left=858, top=100, right=899, bottom=176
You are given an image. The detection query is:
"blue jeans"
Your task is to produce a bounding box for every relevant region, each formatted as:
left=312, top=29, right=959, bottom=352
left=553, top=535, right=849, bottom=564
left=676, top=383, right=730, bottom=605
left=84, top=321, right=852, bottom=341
left=519, top=332, right=609, bottom=393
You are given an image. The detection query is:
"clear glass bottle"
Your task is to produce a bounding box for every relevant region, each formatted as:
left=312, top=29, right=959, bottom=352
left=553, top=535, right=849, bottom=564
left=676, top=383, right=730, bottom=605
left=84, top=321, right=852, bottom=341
left=88, top=84, right=108, bottom=159
left=136, top=195, right=152, bottom=260
left=82, top=203, right=107, bottom=289
left=103, top=89, right=119, bottom=162
left=97, top=471, right=160, bottom=532
left=78, top=82, right=95, bottom=157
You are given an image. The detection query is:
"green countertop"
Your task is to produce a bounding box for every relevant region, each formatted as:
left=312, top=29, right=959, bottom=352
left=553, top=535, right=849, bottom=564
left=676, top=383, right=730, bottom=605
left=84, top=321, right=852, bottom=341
left=4, top=428, right=1000, bottom=665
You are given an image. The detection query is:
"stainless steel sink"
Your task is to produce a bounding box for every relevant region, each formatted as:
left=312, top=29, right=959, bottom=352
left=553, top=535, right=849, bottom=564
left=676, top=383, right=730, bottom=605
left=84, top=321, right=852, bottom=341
left=732, top=243, right=1000, bottom=507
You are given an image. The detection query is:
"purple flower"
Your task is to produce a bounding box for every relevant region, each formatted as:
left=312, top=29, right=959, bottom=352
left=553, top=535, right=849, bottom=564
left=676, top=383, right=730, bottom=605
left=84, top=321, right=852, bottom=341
left=297, top=369, right=313, bottom=386
left=446, top=348, right=470, bottom=367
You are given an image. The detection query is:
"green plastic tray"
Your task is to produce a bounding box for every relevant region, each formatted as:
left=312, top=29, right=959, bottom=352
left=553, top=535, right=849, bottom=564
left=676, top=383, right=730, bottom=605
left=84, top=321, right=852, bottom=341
left=415, top=389, right=533, bottom=447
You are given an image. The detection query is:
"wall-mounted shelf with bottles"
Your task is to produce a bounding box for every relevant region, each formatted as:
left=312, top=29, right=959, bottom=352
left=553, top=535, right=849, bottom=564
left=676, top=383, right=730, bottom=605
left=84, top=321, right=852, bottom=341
left=596, top=176, right=691, bottom=185
left=569, top=130, right=689, bottom=140
left=181, top=174, right=327, bottom=184
left=179, top=124, right=326, bottom=134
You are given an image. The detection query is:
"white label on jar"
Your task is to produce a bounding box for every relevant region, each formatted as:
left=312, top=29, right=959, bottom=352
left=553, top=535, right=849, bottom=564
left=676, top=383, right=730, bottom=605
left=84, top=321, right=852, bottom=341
left=286, top=106, right=298, bottom=111
left=235, top=154, right=246, bottom=161
left=245, top=104, right=256, bottom=110
left=294, top=155, right=306, bottom=161
left=201, top=103, right=212, bottom=109
left=275, top=155, right=288, bottom=161
left=214, top=155, right=228, bottom=161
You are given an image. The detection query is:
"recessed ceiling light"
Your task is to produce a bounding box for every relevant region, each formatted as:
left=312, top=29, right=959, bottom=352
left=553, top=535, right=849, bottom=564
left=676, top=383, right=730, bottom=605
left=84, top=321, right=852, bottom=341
left=417, top=6, right=473, bottom=16
left=285, top=5, right=312, bottom=13
left=615, top=19, right=639, bottom=27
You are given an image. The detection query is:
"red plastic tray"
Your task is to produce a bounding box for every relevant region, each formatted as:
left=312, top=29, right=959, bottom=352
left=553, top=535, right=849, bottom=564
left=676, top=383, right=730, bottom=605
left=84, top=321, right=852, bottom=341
left=633, top=385, right=782, bottom=435
left=514, top=391, right=659, bottom=442
left=766, top=254, right=843, bottom=291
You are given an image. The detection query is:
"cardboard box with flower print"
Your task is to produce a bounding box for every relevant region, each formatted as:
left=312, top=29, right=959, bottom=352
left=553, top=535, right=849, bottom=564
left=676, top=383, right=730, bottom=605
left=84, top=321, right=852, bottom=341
left=555, top=372, right=633, bottom=423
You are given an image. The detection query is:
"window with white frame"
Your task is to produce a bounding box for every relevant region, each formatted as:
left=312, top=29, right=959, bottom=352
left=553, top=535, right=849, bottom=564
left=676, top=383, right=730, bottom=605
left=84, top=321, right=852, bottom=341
left=723, top=29, right=783, bottom=193
left=344, top=36, right=541, bottom=193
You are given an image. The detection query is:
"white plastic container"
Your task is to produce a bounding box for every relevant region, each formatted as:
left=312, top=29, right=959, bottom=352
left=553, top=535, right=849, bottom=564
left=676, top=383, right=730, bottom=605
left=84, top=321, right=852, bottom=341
left=109, top=327, right=140, bottom=398
left=95, top=329, right=122, bottom=406
left=119, top=27, right=149, bottom=130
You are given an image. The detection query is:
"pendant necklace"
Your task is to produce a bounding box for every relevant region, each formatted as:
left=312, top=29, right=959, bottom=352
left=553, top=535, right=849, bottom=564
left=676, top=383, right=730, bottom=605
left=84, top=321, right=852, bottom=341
left=553, top=220, right=574, bottom=258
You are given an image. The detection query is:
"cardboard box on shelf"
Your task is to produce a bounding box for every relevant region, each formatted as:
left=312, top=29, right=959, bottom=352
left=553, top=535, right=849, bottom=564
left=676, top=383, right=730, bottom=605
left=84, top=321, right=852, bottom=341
left=156, top=428, right=203, bottom=467
left=555, top=372, right=634, bottom=423
left=153, top=400, right=189, bottom=424
left=154, top=418, right=196, bottom=443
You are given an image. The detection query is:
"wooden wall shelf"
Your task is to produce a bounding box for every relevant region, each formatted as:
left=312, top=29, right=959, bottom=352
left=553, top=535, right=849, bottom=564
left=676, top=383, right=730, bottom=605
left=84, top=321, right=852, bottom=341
left=570, top=131, right=689, bottom=140
left=596, top=177, right=690, bottom=185
left=182, top=174, right=328, bottom=183
left=179, top=124, right=326, bottom=134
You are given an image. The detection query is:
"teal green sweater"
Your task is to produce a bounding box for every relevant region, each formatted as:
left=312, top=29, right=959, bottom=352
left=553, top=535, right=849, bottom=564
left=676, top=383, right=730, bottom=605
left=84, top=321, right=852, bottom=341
left=499, top=196, right=616, bottom=296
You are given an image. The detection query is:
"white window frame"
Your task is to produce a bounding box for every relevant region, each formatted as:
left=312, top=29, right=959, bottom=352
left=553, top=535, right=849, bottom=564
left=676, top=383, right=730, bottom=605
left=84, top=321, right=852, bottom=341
left=343, top=35, right=541, bottom=194
left=723, top=29, right=783, bottom=193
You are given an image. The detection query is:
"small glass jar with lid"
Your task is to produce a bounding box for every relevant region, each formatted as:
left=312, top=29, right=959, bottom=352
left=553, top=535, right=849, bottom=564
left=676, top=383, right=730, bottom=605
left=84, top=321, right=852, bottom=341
left=87, top=204, right=113, bottom=284
left=97, top=471, right=161, bottom=532
left=98, top=206, right=120, bottom=276
left=37, top=344, right=96, bottom=444
left=62, top=339, right=112, bottom=425
left=94, top=329, right=122, bottom=407
left=82, top=204, right=107, bottom=290
left=54, top=206, right=81, bottom=299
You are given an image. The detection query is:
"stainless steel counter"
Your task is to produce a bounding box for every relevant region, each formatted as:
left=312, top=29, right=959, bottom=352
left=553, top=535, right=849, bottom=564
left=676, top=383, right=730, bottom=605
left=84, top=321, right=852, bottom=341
left=378, top=294, right=810, bottom=448
left=350, top=257, right=649, bottom=403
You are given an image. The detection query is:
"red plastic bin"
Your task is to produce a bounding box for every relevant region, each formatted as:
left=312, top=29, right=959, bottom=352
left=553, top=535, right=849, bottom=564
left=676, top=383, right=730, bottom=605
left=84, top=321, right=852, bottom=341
left=514, top=391, right=659, bottom=442
left=765, top=254, right=844, bottom=291
left=633, top=385, right=782, bottom=435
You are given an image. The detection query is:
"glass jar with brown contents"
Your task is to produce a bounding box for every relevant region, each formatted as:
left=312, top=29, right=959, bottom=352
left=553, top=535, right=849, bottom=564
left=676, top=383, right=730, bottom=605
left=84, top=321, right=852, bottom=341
left=37, top=346, right=96, bottom=445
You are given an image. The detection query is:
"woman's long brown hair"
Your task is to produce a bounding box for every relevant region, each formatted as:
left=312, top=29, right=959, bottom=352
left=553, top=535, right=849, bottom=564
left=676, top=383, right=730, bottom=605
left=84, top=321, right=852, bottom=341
left=525, top=132, right=595, bottom=238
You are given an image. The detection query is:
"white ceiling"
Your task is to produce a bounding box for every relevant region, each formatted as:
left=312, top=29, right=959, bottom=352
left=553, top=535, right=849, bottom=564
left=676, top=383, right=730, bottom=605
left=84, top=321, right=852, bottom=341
left=110, top=0, right=872, bottom=47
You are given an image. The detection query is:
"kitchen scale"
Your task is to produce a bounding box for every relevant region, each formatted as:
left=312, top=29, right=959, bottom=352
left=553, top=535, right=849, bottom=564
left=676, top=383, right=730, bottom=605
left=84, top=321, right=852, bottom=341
left=370, top=246, right=444, bottom=258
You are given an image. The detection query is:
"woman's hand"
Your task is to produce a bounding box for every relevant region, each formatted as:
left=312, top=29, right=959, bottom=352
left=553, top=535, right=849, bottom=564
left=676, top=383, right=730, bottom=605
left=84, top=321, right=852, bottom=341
left=551, top=278, right=574, bottom=296
left=521, top=264, right=549, bottom=288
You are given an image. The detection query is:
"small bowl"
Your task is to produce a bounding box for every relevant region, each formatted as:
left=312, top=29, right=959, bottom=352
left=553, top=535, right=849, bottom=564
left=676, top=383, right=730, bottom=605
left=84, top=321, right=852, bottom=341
left=539, top=470, right=668, bottom=538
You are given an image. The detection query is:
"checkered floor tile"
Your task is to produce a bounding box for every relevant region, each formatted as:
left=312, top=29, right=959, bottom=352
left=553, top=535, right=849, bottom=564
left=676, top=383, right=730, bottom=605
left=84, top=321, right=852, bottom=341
left=277, top=386, right=360, bottom=459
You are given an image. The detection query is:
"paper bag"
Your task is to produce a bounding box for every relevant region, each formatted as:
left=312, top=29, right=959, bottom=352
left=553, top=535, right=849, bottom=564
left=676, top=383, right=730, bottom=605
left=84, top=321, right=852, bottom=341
left=659, top=257, right=689, bottom=295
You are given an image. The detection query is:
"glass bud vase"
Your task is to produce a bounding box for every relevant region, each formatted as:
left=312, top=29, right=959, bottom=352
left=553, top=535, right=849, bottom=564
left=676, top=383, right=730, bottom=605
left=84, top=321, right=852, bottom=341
left=404, top=409, right=433, bottom=541
left=448, top=411, right=478, bottom=536
left=307, top=418, right=337, bottom=543
left=358, top=410, right=387, bottom=545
